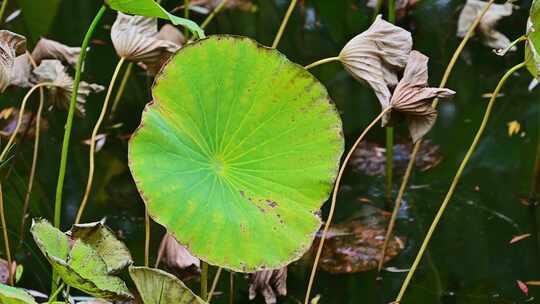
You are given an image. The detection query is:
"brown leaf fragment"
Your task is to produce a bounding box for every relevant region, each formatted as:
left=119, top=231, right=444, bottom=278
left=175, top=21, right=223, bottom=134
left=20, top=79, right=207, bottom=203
left=137, top=24, right=185, bottom=75
left=0, top=30, right=26, bottom=92
left=159, top=233, right=200, bottom=270
left=509, top=233, right=531, bottom=244
left=31, top=38, right=81, bottom=67
left=248, top=267, right=287, bottom=304
left=339, top=15, right=412, bottom=124
left=388, top=50, right=455, bottom=142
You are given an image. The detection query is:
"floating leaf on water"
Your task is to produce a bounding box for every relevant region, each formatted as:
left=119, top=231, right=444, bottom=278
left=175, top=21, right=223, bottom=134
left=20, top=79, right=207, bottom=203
left=339, top=15, right=412, bottom=125
left=0, top=283, right=38, bottom=304
left=159, top=232, right=200, bottom=271
left=128, top=36, right=344, bottom=272
left=31, top=38, right=81, bottom=67
left=509, top=233, right=531, bottom=244
left=0, top=30, right=26, bottom=92
left=457, top=0, right=514, bottom=51
left=388, top=50, right=455, bottom=142
left=129, top=266, right=206, bottom=303
left=31, top=59, right=105, bottom=117
left=30, top=219, right=132, bottom=301
left=248, top=267, right=287, bottom=304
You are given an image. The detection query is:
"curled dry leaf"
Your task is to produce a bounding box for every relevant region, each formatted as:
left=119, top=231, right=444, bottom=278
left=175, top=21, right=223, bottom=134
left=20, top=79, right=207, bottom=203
left=388, top=50, right=455, bottom=142
left=0, top=107, right=48, bottom=138
left=366, top=0, right=418, bottom=21
left=137, top=24, right=185, bottom=75
left=159, top=233, right=200, bottom=271
left=0, top=30, right=26, bottom=92
left=457, top=0, right=514, bottom=51
left=248, top=267, right=287, bottom=304
left=339, top=15, right=412, bottom=124
left=31, top=38, right=81, bottom=67
left=31, top=59, right=104, bottom=117
left=111, top=12, right=181, bottom=74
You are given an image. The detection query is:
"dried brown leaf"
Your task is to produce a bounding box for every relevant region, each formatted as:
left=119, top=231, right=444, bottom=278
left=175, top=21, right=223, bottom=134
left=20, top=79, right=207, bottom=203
left=0, top=30, right=26, bottom=92
left=159, top=233, right=199, bottom=270
left=457, top=0, right=514, bottom=51
left=248, top=267, right=287, bottom=304
left=9, top=54, right=33, bottom=88
left=389, top=50, right=455, bottom=142
left=31, top=37, right=81, bottom=67
left=339, top=15, right=412, bottom=124
left=137, top=24, right=185, bottom=75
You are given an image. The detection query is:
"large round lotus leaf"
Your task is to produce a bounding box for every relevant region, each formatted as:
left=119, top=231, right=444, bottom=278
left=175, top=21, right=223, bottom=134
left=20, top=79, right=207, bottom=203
left=128, top=36, right=343, bottom=272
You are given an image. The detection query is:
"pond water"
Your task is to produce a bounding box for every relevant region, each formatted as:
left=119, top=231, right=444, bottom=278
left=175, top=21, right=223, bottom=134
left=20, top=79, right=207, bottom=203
left=3, top=0, right=540, bottom=303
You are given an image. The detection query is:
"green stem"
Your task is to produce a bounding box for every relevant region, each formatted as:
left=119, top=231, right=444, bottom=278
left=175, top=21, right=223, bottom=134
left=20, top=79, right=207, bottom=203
left=0, top=0, right=8, bottom=24
left=201, top=261, right=208, bottom=299
left=304, top=107, right=392, bottom=304
left=54, top=4, right=106, bottom=229
left=47, top=283, right=65, bottom=304
left=207, top=267, right=222, bottom=302
left=76, top=57, right=126, bottom=224
left=201, top=0, right=229, bottom=29
left=109, top=62, right=133, bottom=121
left=394, top=61, right=527, bottom=303
left=304, top=56, right=341, bottom=70
left=388, top=0, right=396, bottom=23
left=377, top=0, right=497, bottom=275
left=272, top=0, right=298, bottom=49
left=184, top=0, right=190, bottom=37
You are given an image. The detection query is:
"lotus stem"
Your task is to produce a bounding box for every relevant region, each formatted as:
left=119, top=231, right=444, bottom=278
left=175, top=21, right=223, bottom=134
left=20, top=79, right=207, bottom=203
left=145, top=207, right=150, bottom=267
left=76, top=57, right=126, bottom=224
left=201, top=261, right=209, bottom=299
left=207, top=267, right=222, bottom=302
left=109, top=62, right=133, bottom=121
left=229, top=272, right=235, bottom=304
left=388, top=0, right=396, bottom=23
left=394, top=61, right=526, bottom=303
left=304, top=57, right=341, bottom=70
left=54, top=4, right=106, bottom=229
left=46, top=282, right=65, bottom=304
left=184, top=0, right=190, bottom=37
left=272, top=0, right=298, bottom=49
left=303, top=106, right=393, bottom=304
left=0, top=183, right=12, bottom=285
left=0, top=0, right=8, bottom=24
left=377, top=0, right=497, bottom=275
left=19, top=84, right=44, bottom=246
left=201, top=0, right=230, bottom=29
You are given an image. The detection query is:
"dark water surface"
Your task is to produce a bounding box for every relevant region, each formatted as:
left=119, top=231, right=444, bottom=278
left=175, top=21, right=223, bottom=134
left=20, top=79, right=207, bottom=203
left=3, top=0, right=540, bottom=303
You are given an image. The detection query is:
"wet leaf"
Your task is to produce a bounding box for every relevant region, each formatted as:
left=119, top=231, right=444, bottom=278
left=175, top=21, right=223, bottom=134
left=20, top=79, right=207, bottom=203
left=509, top=233, right=531, bottom=244
left=0, top=283, right=37, bottom=304
left=507, top=120, right=521, bottom=137
left=31, top=38, right=81, bottom=67
left=0, top=30, right=27, bottom=92
left=338, top=15, right=412, bottom=124
left=159, top=233, right=199, bottom=270
left=248, top=267, right=287, bottom=304
left=457, top=0, right=514, bottom=51
left=31, top=59, right=104, bottom=117
left=129, top=266, right=206, bottom=303
left=388, top=51, right=455, bottom=142
left=106, top=0, right=205, bottom=38
left=30, top=219, right=132, bottom=301
left=518, top=280, right=529, bottom=296
left=128, top=36, right=344, bottom=272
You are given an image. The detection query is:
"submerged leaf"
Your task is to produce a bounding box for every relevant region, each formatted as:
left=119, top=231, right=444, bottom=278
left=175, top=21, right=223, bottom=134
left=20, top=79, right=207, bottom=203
left=338, top=15, right=412, bottom=124
left=457, top=0, right=514, bottom=51
left=31, top=38, right=81, bottom=67
left=388, top=51, right=455, bottom=142
left=0, top=30, right=26, bottom=92
left=31, top=59, right=104, bottom=117
left=248, top=268, right=287, bottom=304
left=129, top=266, right=206, bottom=303
left=0, top=284, right=37, bottom=304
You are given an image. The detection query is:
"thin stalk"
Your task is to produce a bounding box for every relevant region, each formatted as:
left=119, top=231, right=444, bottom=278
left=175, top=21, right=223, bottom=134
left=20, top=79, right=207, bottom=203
left=47, top=283, right=65, bottom=304
left=19, top=85, right=44, bottom=245
left=0, top=183, right=12, bottom=285
left=0, top=82, right=54, bottom=161
left=385, top=127, right=394, bottom=206
left=144, top=207, right=150, bottom=267
left=495, top=35, right=527, bottom=56
left=377, top=0, right=497, bottom=274
left=229, top=272, right=234, bottom=304
left=304, top=107, right=393, bottom=304
left=394, top=61, right=526, bottom=303
left=304, top=57, right=341, bottom=70
left=154, top=234, right=166, bottom=268
left=184, top=0, right=190, bottom=37
left=207, top=267, right=223, bottom=302
left=201, top=0, right=230, bottom=29
left=201, top=261, right=208, bottom=299
left=0, top=0, right=8, bottom=24
left=54, top=5, right=107, bottom=229
left=109, top=62, right=133, bottom=121
left=388, top=0, right=396, bottom=23
left=75, top=57, right=126, bottom=224
left=271, top=0, right=298, bottom=49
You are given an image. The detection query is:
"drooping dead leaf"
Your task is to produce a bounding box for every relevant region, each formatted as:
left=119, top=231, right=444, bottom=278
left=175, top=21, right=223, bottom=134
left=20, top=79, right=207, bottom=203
left=366, top=0, right=418, bottom=21
left=388, top=50, right=455, bottom=142
left=507, top=121, right=521, bottom=137
left=9, top=54, right=33, bottom=88
left=111, top=13, right=181, bottom=68
left=339, top=15, right=412, bottom=124
left=509, top=233, right=531, bottom=244
left=137, top=24, right=185, bottom=75
left=0, top=30, right=26, bottom=92
left=0, top=107, right=48, bottom=138
left=159, top=233, right=200, bottom=271
left=31, top=59, right=104, bottom=117
left=31, top=38, right=81, bottom=67
left=248, top=267, right=287, bottom=304
left=457, top=0, right=514, bottom=51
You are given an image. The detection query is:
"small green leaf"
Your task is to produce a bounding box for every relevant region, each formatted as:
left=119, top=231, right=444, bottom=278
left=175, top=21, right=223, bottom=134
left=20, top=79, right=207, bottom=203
left=105, top=0, right=205, bottom=38
left=129, top=266, right=206, bottom=303
left=0, top=283, right=37, bottom=304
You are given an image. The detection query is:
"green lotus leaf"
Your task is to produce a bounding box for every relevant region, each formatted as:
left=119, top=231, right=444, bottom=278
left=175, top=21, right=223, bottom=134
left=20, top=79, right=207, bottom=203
left=30, top=220, right=133, bottom=301
left=527, top=0, right=540, bottom=78
left=129, top=266, right=206, bottom=303
left=0, top=284, right=37, bottom=304
left=70, top=219, right=133, bottom=273
left=105, top=0, right=205, bottom=38
left=128, top=36, right=344, bottom=272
